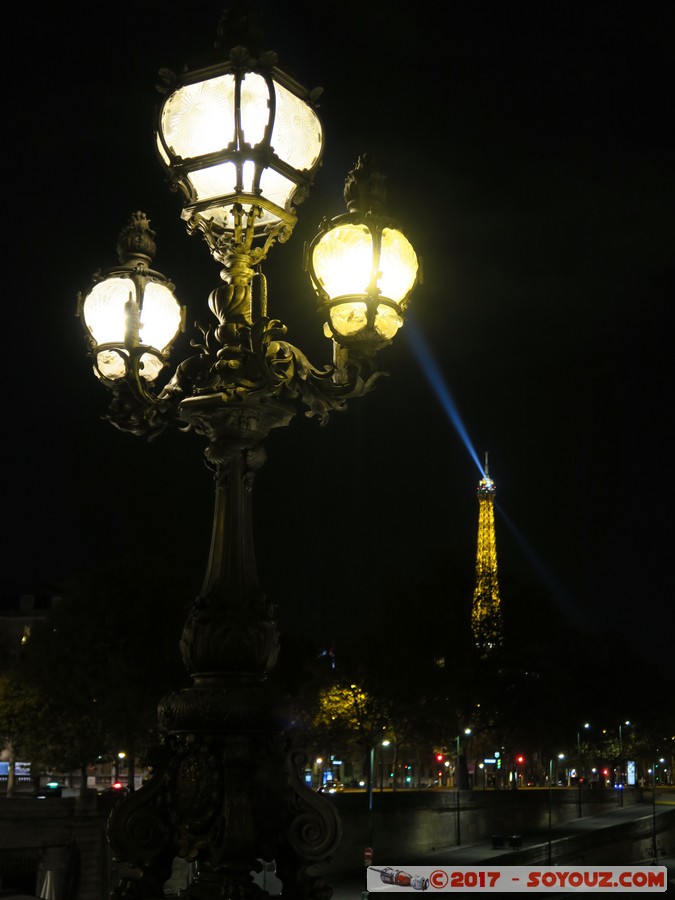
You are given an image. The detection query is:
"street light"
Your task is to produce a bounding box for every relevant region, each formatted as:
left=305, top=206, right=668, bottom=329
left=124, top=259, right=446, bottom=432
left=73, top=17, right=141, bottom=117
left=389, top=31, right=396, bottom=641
left=576, top=722, right=590, bottom=818
left=618, top=720, right=631, bottom=805
left=77, top=10, right=419, bottom=899
left=455, top=728, right=472, bottom=845
left=548, top=753, right=565, bottom=864
left=380, top=740, right=391, bottom=792
left=113, top=751, right=126, bottom=786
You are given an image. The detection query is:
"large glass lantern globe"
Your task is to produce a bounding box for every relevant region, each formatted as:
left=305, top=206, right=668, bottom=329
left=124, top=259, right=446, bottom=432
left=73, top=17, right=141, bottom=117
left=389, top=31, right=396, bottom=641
left=81, top=276, right=183, bottom=382
left=155, top=48, right=324, bottom=255
left=78, top=213, right=185, bottom=384
left=310, top=221, right=418, bottom=343
left=306, top=156, right=419, bottom=352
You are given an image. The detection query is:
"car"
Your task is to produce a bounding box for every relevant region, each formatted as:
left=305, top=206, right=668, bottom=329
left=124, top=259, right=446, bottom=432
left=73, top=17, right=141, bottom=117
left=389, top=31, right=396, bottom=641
left=323, top=780, right=344, bottom=794
left=99, top=781, right=129, bottom=796
left=35, top=781, right=62, bottom=799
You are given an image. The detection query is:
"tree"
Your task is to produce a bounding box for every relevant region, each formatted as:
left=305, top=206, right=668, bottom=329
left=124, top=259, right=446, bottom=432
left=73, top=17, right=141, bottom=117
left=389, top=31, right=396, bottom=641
left=0, top=670, right=44, bottom=796
left=18, top=554, right=190, bottom=791
left=311, top=681, right=391, bottom=791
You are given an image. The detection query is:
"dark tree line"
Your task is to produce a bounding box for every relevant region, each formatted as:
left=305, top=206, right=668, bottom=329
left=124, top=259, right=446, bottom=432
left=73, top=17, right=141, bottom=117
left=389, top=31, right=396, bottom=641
left=1, top=555, right=672, bottom=794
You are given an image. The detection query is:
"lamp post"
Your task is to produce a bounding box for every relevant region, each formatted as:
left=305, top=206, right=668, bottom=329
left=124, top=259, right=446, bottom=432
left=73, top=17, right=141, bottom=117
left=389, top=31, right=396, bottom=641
left=455, top=728, right=471, bottom=845
left=548, top=757, right=553, bottom=864
left=650, top=760, right=659, bottom=863
left=380, top=740, right=391, bottom=792
left=77, top=10, right=419, bottom=900
left=113, top=751, right=126, bottom=787
left=618, top=720, right=630, bottom=806
left=576, top=722, right=590, bottom=818
left=548, top=753, right=565, bottom=864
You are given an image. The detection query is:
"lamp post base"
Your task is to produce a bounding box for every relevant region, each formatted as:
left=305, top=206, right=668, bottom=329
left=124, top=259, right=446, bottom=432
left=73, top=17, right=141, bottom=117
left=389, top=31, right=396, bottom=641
left=107, top=678, right=341, bottom=898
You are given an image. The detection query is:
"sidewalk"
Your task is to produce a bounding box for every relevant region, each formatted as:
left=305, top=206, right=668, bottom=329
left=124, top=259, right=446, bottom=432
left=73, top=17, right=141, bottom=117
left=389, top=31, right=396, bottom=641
left=327, top=802, right=675, bottom=898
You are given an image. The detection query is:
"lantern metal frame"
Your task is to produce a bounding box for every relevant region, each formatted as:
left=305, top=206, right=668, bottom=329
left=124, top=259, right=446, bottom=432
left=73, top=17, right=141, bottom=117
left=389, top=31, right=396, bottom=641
left=155, top=43, right=325, bottom=265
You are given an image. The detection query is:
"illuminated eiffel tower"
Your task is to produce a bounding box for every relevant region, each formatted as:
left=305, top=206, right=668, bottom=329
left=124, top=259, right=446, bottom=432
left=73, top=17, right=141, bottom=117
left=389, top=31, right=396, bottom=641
left=471, top=452, right=504, bottom=656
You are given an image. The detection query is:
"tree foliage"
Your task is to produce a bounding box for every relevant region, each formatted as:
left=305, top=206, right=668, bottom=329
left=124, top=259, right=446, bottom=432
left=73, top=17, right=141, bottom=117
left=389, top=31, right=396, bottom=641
left=13, top=553, right=191, bottom=778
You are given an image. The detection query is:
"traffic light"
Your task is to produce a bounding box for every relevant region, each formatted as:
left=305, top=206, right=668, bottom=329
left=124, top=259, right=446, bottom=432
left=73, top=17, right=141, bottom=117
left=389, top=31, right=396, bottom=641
left=436, top=753, right=444, bottom=763
left=516, top=755, right=525, bottom=765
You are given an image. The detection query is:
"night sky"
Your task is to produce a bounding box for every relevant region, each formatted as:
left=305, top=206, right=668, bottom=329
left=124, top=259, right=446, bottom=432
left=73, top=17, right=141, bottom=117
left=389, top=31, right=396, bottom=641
left=5, top=2, right=673, bottom=672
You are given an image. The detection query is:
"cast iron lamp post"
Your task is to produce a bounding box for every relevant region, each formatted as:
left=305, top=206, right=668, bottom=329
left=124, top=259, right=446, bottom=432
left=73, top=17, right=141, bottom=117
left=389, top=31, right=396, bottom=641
left=76, top=9, right=419, bottom=900
left=547, top=753, right=565, bottom=864
left=576, top=722, right=590, bottom=818
left=455, top=728, right=471, bottom=845
left=617, top=720, right=631, bottom=807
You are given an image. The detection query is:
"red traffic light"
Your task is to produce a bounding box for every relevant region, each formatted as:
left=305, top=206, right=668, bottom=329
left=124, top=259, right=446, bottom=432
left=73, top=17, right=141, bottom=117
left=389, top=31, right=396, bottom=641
left=436, top=753, right=444, bottom=762
left=516, top=755, right=525, bottom=764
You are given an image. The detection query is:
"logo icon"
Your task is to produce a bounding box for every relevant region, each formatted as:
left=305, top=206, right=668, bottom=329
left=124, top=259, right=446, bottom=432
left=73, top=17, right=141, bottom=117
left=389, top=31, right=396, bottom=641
left=429, top=869, right=449, bottom=888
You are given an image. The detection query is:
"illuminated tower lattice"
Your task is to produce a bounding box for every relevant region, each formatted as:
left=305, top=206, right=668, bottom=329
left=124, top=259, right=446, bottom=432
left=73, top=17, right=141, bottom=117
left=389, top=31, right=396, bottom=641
left=471, top=453, right=504, bottom=655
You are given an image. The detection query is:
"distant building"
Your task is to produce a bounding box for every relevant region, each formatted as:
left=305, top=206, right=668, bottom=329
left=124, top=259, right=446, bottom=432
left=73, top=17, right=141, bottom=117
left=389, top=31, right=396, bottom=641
left=0, top=584, right=62, bottom=658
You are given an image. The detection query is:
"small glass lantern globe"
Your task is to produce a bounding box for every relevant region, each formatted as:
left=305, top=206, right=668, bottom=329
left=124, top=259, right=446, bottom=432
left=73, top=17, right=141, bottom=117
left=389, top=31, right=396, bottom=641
left=306, top=156, right=419, bottom=352
left=155, top=43, right=324, bottom=256
left=78, top=213, right=185, bottom=384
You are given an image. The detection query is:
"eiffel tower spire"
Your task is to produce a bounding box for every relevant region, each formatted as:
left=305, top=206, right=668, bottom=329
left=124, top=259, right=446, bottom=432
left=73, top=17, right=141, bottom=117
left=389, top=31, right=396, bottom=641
left=471, top=451, right=504, bottom=656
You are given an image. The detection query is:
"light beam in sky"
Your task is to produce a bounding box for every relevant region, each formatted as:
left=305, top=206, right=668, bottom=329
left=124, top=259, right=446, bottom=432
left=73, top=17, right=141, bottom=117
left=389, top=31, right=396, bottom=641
left=404, top=314, right=484, bottom=477
left=404, top=313, right=581, bottom=621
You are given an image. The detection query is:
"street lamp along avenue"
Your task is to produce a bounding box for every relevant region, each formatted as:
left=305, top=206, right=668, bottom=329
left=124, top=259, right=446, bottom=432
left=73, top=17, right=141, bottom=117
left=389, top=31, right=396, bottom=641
left=455, top=728, right=471, bottom=846
left=76, top=7, right=419, bottom=900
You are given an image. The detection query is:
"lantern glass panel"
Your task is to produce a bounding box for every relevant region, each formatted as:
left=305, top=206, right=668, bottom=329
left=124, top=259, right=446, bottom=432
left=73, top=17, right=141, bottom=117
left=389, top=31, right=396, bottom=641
left=95, top=349, right=127, bottom=380
left=312, top=224, right=372, bottom=298
left=272, top=80, right=322, bottom=171
left=141, top=281, right=183, bottom=352
left=379, top=228, right=418, bottom=302
left=138, top=352, right=165, bottom=382
left=258, top=166, right=297, bottom=211
left=189, top=161, right=239, bottom=202
left=84, top=277, right=134, bottom=345
left=374, top=304, right=403, bottom=339
left=240, top=73, right=270, bottom=146
left=161, top=74, right=236, bottom=159
left=329, top=301, right=368, bottom=337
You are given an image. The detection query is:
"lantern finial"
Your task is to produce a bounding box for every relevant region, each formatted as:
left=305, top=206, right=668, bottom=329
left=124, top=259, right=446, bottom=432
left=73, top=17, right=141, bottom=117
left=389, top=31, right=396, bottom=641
left=215, top=1, right=266, bottom=55
left=115, top=211, right=157, bottom=265
left=344, top=154, right=387, bottom=214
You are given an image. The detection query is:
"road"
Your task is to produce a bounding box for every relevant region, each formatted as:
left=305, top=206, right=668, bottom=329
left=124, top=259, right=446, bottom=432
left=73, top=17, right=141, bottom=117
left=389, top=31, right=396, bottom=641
left=328, top=795, right=675, bottom=898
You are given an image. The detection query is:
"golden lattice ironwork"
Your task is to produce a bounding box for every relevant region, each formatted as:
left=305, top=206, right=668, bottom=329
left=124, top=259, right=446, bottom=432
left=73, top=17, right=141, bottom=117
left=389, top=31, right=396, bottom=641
left=471, top=453, right=504, bottom=655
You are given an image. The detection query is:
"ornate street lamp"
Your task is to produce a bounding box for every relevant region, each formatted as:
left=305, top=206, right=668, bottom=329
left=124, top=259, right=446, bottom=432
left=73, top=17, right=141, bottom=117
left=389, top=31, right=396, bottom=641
left=77, top=8, right=419, bottom=900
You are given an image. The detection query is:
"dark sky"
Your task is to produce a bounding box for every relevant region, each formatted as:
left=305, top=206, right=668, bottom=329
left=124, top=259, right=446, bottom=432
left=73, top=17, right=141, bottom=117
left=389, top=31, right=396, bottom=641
left=6, top=2, right=673, bottom=670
